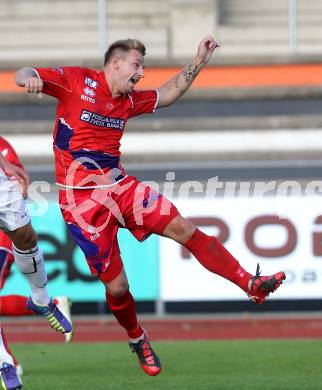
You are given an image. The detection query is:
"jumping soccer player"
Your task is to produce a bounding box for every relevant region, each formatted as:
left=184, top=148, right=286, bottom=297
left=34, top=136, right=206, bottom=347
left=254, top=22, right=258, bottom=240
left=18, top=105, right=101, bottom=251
left=0, top=141, right=72, bottom=389
left=15, top=35, right=286, bottom=377
left=0, top=136, right=73, bottom=378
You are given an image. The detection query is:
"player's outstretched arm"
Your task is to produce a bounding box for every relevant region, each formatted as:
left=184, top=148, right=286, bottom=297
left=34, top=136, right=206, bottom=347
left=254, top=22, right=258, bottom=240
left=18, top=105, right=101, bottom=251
left=15, top=67, right=43, bottom=96
left=157, top=35, right=220, bottom=108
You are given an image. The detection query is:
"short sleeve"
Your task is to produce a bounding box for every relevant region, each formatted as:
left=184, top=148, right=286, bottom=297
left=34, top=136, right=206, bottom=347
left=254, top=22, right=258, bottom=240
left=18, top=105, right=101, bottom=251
left=128, top=89, right=159, bottom=118
left=33, top=66, right=78, bottom=99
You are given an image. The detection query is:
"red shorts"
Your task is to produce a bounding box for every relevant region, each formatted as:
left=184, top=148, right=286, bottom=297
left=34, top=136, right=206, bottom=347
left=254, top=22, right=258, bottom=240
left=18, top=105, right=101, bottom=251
left=0, top=231, right=14, bottom=290
left=59, top=176, right=179, bottom=282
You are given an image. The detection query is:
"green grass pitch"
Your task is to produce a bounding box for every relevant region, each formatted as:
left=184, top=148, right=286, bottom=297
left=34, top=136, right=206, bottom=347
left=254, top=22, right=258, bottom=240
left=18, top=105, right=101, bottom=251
left=11, top=339, right=322, bottom=390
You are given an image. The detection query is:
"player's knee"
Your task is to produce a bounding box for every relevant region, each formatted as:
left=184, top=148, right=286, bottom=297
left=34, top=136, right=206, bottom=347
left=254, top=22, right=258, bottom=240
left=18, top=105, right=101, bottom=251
left=106, top=282, right=129, bottom=297
left=164, top=216, right=194, bottom=242
left=104, top=269, right=129, bottom=297
left=10, top=224, right=38, bottom=250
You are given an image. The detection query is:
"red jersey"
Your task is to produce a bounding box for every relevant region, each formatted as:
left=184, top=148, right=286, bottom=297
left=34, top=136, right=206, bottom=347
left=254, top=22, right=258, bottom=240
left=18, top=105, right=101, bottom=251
left=34, top=66, right=158, bottom=188
left=0, top=137, right=25, bottom=171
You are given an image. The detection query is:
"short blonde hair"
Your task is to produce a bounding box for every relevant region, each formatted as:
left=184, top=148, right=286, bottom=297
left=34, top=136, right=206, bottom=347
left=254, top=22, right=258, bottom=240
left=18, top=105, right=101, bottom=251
left=104, top=39, right=146, bottom=65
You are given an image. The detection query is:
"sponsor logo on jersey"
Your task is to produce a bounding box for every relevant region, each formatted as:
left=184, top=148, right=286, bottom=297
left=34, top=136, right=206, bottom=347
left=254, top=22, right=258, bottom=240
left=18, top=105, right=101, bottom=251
left=80, top=109, right=125, bottom=130
left=81, top=87, right=96, bottom=103
left=83, top=87, right=96, bottom=97
left=81, top=95, right=96, bottom=103
left=85, top=77, right=98, bottom=88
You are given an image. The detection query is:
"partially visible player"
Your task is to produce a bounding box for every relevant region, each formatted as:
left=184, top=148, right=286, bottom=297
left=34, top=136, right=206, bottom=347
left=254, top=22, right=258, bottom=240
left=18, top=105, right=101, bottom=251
left=15, top=36, right=286, bottom=377
left=0, top=137, right=73, bottom=375
left=0, top=155, right=28, bottom=390
left=0, top=139, right=72, bottom=389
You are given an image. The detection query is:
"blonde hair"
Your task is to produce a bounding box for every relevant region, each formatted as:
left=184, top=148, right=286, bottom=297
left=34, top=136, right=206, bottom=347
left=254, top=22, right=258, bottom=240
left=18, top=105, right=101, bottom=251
left=104, top=39, right=146, bottom=65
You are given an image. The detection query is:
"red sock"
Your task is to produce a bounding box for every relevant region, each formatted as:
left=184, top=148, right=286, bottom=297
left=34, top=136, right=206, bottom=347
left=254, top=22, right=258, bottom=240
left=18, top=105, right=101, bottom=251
left=106, top=289, right=143, bottom=339
left=184, top=228, right=252, bottom=292
left=0, top=295, right=33, bottom=316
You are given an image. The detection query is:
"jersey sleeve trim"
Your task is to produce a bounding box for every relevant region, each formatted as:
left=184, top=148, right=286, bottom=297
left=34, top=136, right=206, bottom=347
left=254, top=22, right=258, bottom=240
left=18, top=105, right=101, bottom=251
left=42, top=80, right=72, bottom=93
left=128, top=94, right=134, bottom=109
left=153, top=89, right=159, bottom=112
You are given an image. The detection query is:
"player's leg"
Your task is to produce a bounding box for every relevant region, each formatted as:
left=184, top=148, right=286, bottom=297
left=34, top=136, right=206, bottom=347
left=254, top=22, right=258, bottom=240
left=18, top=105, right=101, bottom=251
left=6, top=223, right=49, bottom=305
left=0, top=235, right=27, bottom=375
left=104, top=272, right=143, bottom=339
left=0, top=325, right=22, bottom=389
left=100, top=242, right=161, bottom=376
left=161, top=214, right=286, bottom=304
left=0, top=175, right=72, bottom=335
left=119, top=176, right=285, bottom=305
left=110, top=177, right=184, bottom=376
left=0, top=173, right=48, bottom=304
left=60, top=184, right=161, bottom=375
left=0, top=226, right=72, bottom=337
left=0, top=296, right=32, bottom=317
left=0, top=243, right=32, bottom=317
left=5, top=224, right=72, bottom=334
left=0, top=236, right=32, bottom=318
left=0, top=251, right=71, bottom=378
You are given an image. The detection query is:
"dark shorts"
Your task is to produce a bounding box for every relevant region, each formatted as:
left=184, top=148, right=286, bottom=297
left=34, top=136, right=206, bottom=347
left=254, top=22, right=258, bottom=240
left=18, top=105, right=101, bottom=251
left=59, top=176, right=179, bottom=282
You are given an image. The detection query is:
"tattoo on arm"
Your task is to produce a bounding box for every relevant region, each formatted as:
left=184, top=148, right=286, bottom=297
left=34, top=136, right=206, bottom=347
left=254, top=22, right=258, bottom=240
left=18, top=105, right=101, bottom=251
left=174, top=75, right=180, bottom=89
left=182, top=63, right=200, bottom=84
left=168, top=64, right=200, bottom=89
left=160, top=61, right=202, bottom=105
left=166, top=74, right=180, bottom=91
left=167, top=63, right=200, bottom=91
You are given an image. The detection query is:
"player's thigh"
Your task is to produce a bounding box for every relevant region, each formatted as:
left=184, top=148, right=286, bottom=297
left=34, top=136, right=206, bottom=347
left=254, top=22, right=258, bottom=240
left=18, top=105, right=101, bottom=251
left=59, top=189, right=119, bottom=276
left=119, top=177, right=179, bottom=241
left=98, top=239, right=126, bottom=295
